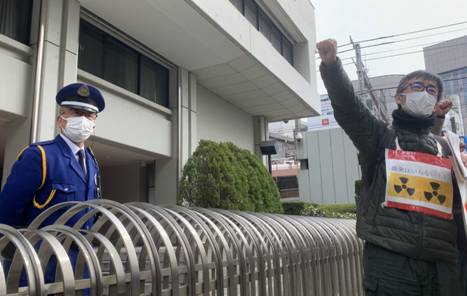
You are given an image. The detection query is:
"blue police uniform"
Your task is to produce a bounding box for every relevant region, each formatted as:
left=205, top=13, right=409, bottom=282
left=0, top=83, right=104, bottom=228
left=0, top=83, right=104, bottom=287
left=0, top=135, right=100, bottom=228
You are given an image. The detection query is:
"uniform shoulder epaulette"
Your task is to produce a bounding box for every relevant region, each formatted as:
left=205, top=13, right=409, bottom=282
left=34, top=139, right=55, bottom=146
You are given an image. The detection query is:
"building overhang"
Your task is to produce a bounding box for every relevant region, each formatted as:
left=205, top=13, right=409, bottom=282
left=80, top=0, right=320, bottom=121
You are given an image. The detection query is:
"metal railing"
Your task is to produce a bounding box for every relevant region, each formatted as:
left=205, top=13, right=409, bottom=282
left=0, top=200, right=363, bottom=295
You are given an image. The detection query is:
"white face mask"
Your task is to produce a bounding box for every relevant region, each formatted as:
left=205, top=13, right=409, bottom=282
left=401, top=91, right=437, bottom=118
left=61, top=116, right=95, bottom=143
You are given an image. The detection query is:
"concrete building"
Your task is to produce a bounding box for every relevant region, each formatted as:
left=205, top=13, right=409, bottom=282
left=0, top=0, right=319, bottom=204
left=297, top=75, right=404, bottom=204
left=424, top=35, right=467, bottom=134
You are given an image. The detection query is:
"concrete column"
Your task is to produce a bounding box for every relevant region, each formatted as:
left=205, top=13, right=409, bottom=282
left=180, top=69, right=198, bottom=167
left=154, top=68, right=197, bottom=205
left=33, top=0, right=80, bottom=141
left=253, top=115, right=269, bottom=163
left=2, top=0, right=80, bottom=185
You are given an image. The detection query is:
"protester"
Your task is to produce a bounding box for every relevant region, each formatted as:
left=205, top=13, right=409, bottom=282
left=317, top=38, right=465, bottom=295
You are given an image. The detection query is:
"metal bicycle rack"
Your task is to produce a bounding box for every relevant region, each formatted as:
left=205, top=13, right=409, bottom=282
left=0, top=200, right=363, bottom=295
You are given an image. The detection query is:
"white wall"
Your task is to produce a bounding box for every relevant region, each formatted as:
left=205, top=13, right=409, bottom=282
left=0, top=37, right=32, bottom=118
left=197, top=85, right=254, bottom=151
left=298, top=128, right=361, bottom=204
left=78, top=72, right=172, bottom=157
left=0, top=37, right=33, bottom=185
left=188, top=0, right=320, bottom=115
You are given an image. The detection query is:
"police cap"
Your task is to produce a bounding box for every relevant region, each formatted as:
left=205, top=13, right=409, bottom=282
left=56, top=83, right=105, bottom=113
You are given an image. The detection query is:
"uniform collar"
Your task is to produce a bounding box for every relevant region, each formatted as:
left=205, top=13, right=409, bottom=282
left=59, top=134, right=85, bottom=156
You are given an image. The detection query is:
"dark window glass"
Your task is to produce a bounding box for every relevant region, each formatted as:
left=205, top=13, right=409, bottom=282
left=270, top=24, right=282, bottom=52
left=79, top=20, right=170, bottom=107
left=299, top=159, right=309, bottom=170
left=282, top=37, right=293, bottom=65
left=103, top=36, right=138, bottom=93
left=78, top=21, right=104, bottom=77
left=276, top=176, right=298, bottom=190
left=0, top=0, right=33, bottom=44
left=244, top=0, right=258, bottom=28
left=140, top=55, right=169, bottom=107
left=229, top=0, right=242, bottom=12
left=258, top=10, right=272, bottom=41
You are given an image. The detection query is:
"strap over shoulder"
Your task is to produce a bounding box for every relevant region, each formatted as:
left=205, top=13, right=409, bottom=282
left=16, top=144, right=47, bottom=190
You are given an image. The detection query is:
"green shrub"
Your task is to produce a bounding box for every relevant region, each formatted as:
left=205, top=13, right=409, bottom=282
left=282, top=202, right=309, bottom=215
left=300, top=203, right=356, bottom=219
left=178, top=140, right=283, bottom=213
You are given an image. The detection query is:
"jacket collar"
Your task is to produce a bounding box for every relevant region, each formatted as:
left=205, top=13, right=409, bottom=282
left=55, top=135, right=87, bottom=182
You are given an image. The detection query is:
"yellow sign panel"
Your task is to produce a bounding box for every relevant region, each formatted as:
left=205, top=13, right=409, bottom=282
left=387, top=172, right=453, bottom=209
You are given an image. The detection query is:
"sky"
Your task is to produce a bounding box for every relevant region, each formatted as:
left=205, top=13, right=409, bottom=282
left=312, top=0, right=467, bottom=94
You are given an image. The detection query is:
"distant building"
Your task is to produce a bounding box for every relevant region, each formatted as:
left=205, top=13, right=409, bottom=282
left=296, top=74, right=405, bottom=204
left=424, top=35, right=467, bottom=134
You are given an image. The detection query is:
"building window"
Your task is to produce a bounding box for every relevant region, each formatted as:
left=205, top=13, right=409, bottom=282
left=229, top=0, right=294, bottom=66
left=299, top=159, right=309, bottom=170
left=0, top=0, right=33, bottom=45
left=244, top=0, right=258, bottom=28
left=140, top=55, right=169, bottom=106
left=282, top=37, right=294, bottom=65
left=78, top=20, right=170, bottom=107
left=270, top=24, right=282, bottom=52
left=229, top=0, right=243, bottom=12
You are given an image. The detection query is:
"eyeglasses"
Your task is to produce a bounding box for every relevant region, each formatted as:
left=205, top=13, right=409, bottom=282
left=403, top=81, right=439, bottom=96
left=69, top=108, right=98, bottom=120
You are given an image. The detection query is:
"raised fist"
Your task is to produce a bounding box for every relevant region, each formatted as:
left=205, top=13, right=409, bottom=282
left=434, top=99, right=452, bottom=117
left=316, top=39, right=337, bottom=65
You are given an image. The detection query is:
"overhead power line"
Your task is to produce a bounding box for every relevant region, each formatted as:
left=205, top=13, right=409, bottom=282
left=355, top=40, right=467, bottom=63
left=353, top=20, right=467, bottom=44
left=340, top=40, right=467, bottom=62
left=317, top=26, right=467, bottom=60
left=358, top=27, right=467, bottom=50
left=320, top=21, right=467, bottom=53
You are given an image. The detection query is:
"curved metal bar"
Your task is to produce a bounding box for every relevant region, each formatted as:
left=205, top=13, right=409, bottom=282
left=41, top=224, right=102, bottom=296
left=0, top=225, right=45, bottom=296
left=131, top=203, right=195, bottom=294
left=213, top=209, right=269, bottom=296
left=192, top=207, right=253, bottom=296
left=126, top=204, right=179, bottom=296
left=0, top=201, right=364, bottom=296
left=19, top=229, right=75, bottom=296
left=52, top=202, right=141, bottom=295
left=87, top=200, right=159, bottom=295
left=82, top=231, right=126, bottom=295
left=169, top=206, right=231, bottom=295
left=162, top=207, right=212, bottom=296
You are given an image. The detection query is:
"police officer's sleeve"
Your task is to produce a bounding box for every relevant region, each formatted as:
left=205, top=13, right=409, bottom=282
left=0, top=146, right=43, bottom=227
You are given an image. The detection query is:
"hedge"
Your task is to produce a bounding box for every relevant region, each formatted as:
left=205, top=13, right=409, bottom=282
left=178, top=140, right=283, bottom=213
left=283, top=202, right=356, bottom=219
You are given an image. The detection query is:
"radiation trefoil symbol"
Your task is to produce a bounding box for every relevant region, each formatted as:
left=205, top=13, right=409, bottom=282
left=394, top=177, right=416, bottom=196
left=424, top=182, right=446, bottom=204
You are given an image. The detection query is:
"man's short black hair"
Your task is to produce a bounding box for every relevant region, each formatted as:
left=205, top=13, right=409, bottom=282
left=395, top=70, right=444, bottom=101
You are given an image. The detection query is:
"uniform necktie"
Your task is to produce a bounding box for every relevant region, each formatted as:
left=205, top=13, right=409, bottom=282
left=77, top=150, right=87, bottom=177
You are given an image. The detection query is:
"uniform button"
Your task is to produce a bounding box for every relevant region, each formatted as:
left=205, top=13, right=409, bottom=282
left=64, top=188, right=69, bottom=192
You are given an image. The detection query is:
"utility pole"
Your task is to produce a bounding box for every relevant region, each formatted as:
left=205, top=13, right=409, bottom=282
left=350, top=36, right=365, bottom=93
left=350, top=36, right=389, bottom=124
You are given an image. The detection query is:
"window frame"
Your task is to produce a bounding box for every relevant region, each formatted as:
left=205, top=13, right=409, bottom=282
left=79, top=11, right=174, bottom=108
left=229, top=0, right=294, bottom=66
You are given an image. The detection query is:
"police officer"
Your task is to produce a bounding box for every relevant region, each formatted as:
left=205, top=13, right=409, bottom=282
left=0, top=83, right=105, bottom=287
left=0, top=82, right=104, bottom=228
